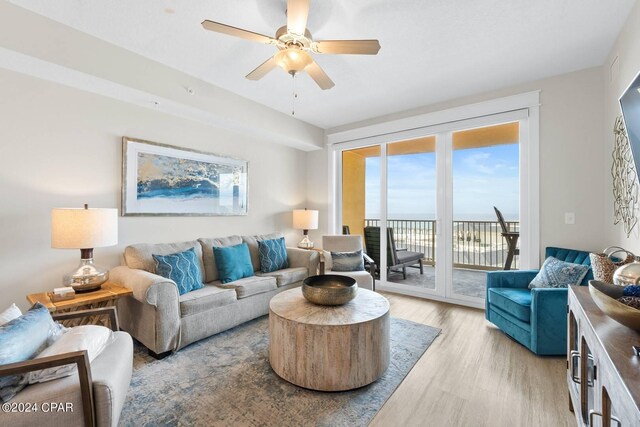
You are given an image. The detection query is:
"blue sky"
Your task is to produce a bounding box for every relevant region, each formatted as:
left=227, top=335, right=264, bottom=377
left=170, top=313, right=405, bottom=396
left=364, top=143, right=519, bottom=221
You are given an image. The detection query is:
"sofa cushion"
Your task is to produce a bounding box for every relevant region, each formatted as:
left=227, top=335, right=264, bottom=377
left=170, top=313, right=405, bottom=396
left=124, top=241, right=204, bottom=280
left=198, top=235, right=243, bottom=283
left=216, top=276, right=277, bottom=299
left=258, top=267, right=308, bottom=287
left=529, top=256, right=590, bottom=289
left=179, top=285, right=238, bottom=317
left=152, top=247, right=204, bottom=295
left=29, top=325, right=113, bottom=384
left=243, top=233, right=284, bottom=272
left=488, top=288, right=532, bottom=323
left=0, top=303, right=22, bottom=326
left=330, top=250, right=365, bottom=272
left=0, top=303, right=62, bottom=402
left=258, top=237, right=289, bottom=273
left=213, top=243, right=255, bottom=284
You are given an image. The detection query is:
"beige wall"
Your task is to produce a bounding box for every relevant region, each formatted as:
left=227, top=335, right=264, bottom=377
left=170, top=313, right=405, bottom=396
left=341, top=150, right=366, bottom=237
left=0, top=69, right=308, bottom=311
left=603, top=0, right=640, bottom=252
left=308, top=66, right=606, bottom=259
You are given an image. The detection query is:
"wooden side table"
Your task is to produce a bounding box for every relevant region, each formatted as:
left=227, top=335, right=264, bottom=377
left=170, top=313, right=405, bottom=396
left=26, top=281, right=132, bottom=327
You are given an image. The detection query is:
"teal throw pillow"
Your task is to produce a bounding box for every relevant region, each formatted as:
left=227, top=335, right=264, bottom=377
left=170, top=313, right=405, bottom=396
left=529, top=256, right=590, bottom=289
left=153, top=247, right=204, bottom=295
left=331, top=250, right=365, bottom=272
left=257, top=237, right=289, bottom=273
left=213, top=243, right=254, bottom=284
left=0, top=303, right=62, bottom=402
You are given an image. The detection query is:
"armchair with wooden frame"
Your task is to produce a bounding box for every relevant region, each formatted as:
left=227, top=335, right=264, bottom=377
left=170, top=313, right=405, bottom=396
left=0, top=307, right=133, bottom=427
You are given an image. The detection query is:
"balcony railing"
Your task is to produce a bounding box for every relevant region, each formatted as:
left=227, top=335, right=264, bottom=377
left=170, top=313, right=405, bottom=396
left=364, top=219, right=519, bottom=271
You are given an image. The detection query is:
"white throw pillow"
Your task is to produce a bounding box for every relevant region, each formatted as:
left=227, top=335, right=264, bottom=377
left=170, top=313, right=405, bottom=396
left=28, top=325, right=113, bottom=384
left=0, top=303, right=22, bottom=326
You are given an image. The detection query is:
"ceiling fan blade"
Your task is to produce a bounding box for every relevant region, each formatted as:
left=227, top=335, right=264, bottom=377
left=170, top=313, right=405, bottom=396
left=306, top=61, right=335, bottom=90
left=313, top=40, right=381, bottom=55
left=202, top=20, right=274, bottom=44
left=246, top=57, right=278, bottom=80
left=287, top=0, right=310, bottom=35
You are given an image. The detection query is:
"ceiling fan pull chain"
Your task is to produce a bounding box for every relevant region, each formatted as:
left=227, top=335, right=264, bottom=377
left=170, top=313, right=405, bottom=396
left=291, top=73, right=297, bottom=116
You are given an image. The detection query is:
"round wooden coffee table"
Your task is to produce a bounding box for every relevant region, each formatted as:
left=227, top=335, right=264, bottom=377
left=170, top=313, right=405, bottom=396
left=269, top=287, right=390, bottom=391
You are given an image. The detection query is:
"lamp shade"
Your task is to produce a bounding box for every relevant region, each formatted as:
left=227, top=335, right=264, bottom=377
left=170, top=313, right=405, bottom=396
left=51, top=207, right=118, bottom=249
left=292, top=209, right=318, bottom=230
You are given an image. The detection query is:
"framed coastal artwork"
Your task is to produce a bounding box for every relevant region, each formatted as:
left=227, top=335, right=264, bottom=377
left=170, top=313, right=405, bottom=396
left=122, top=137, right=248, bottom=216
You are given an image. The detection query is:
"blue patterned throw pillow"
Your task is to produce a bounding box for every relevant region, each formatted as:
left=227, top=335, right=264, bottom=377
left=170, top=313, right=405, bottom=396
left=331, top=250, right=365, bottom=272
left=0, top=302, right=62, bottom=402
left=528, top=256, right=590, bottom=289
left=213, top=243, right=255, bottom=283
left=257, top=237, right=289, bottom=273
left=153, top=247, right=204, bottom=295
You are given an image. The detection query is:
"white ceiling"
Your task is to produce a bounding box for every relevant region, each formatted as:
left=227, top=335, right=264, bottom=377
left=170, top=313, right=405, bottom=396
left=8, top=0, right=637, bottom=129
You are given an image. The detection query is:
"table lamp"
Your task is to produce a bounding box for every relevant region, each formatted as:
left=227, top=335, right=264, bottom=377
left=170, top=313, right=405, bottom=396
left=51, top=204, right=118, bottom=292
left=293, top=209, right=318, bottom=249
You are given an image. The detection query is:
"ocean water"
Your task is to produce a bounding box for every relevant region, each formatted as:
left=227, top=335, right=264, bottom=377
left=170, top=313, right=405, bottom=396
left=366, top=213, right=519, bottom=222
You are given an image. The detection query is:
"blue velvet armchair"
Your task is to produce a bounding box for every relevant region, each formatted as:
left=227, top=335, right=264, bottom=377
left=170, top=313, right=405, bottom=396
left=485, top=247, right=593, bottom=355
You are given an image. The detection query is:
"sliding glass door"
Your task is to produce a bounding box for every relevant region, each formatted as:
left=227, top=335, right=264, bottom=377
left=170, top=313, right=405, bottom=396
left=334, top=113, right=529, bottom=308
left=449, top=122, right=520, bottom=304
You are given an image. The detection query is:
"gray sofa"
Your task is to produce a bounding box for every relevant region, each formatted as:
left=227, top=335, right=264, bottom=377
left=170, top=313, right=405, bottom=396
left=110, top=233, right=319, bottom=356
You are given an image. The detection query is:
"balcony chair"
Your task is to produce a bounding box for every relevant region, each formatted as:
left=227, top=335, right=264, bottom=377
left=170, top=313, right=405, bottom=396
left=363, top=226, right=424, bottom=280
left=493, top=206, right=519, bottom=270
left=485, top=247, right=593, bottom=355
left=322, top=235, right=376, bottom=290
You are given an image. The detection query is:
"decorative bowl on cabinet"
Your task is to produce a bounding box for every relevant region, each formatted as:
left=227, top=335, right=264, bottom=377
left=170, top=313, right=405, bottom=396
left=588, top=280, right=640, bottom=332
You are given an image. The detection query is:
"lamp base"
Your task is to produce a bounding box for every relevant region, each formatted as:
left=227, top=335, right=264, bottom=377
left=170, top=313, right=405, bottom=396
left=63, top=257, right=108, bottom=293
left=298, top=235, right=314, bottom=249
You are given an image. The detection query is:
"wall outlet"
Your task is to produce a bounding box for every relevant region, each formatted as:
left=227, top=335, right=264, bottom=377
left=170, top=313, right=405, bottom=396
left=565, top=212, right=575, bottom=225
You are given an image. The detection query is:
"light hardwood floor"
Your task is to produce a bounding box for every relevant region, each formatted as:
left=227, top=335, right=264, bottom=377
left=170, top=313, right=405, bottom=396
left=371, top=292, right=574, bottom=427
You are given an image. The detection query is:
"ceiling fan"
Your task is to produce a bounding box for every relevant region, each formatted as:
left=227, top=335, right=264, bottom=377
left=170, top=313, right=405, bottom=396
left=201, top=0, right=381, bottom=90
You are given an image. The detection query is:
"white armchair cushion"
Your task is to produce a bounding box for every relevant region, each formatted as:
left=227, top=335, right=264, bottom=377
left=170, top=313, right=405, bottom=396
left=0, top=303, right=22, bottom=326
left=28, top=325, right=113, bottom=384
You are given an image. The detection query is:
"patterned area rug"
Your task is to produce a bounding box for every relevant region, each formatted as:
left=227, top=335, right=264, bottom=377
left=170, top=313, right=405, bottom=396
left=119, top=316, right=440, bottom=427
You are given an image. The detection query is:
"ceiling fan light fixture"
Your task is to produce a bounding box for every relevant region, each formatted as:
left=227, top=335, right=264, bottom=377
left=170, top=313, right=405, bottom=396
left=274, top=48, right=312, bottom=75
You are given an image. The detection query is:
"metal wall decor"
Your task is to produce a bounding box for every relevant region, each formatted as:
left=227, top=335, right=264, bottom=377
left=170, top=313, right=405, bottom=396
left=612, top=116, right=638, bottom=237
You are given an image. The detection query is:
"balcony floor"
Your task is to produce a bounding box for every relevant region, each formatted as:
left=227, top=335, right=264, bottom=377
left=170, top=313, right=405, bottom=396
left=385, top=266, right=489, bottom=299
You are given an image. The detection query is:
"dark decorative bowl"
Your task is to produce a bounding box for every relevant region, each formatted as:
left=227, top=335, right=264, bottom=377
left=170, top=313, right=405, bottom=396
left=302, top=275, right=358, bottom=306
left=589, top=280, right=640, bottom=332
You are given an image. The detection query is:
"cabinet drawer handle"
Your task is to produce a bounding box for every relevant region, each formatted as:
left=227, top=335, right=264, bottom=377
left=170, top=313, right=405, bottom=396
left=570, top=350, right=580, bottom=384
left=587, top=354, right=596, bottom=387
left=611, top=415, right=622, bottom=427
left=589, top=410, right=602, bottom=427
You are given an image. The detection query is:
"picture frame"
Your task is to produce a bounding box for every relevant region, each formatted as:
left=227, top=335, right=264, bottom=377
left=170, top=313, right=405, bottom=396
left=121, top=137, right=248, bottom=216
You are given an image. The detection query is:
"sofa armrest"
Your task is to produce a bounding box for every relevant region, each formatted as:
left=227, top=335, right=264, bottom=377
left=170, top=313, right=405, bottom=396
left=486, top=270, right=538, bottom=290
left=530, top=288, right=569, bottom=354
left=0, top=351, right=94, bottom=426
left=109, top=265, right=179, bottom=307
left=286, top=247, right=320, bottom=276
